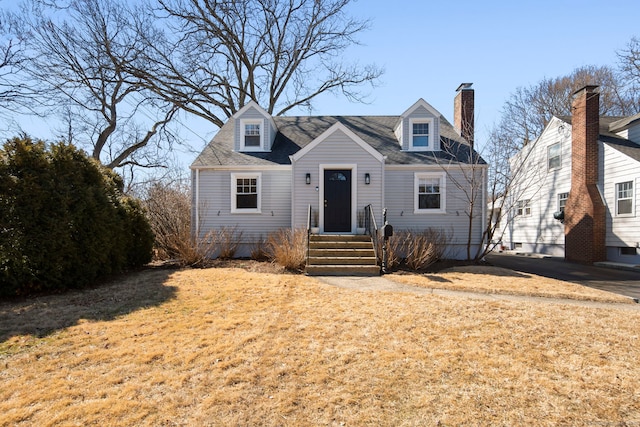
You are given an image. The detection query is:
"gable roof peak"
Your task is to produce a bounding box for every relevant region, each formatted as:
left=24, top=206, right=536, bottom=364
left=232, top=100, right=277, bottom=129
left=400, top=98, right=441, bottom=119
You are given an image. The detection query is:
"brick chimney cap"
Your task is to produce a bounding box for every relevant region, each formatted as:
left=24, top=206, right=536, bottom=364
left=456, top=83, right=473, bottom=92
left=573, top=85, right=599, bottom=96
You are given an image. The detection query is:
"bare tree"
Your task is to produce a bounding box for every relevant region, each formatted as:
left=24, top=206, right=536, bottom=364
left=0, top=7, right=33, bottom=115
left=617, top=36, right=640, bottom=112
left=15, top=0, right=180, bottom=169
left=137, top=0, right=382, bottom=127
left=494, top=65, right=637, bottom=149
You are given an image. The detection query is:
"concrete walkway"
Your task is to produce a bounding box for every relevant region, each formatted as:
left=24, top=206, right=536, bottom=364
left=314, top=275, right=640, bottom=311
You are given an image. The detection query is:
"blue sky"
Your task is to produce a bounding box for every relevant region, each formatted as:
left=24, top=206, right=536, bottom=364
left=294, top=0, right=639, bottom=153
left=5, top=0, right=639, bottom=166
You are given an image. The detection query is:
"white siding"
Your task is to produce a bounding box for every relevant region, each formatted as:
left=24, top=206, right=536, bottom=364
left=603, top=143, right=640, bottom=261
left=504, top=118, right=571, bottom=255
left=627, top=123, right=640, bottom=144
left=291, top=129, right=384, bottom=231
left=384, top=166, right=485, bottom=259
left=196, top=168, right=292, bottom=249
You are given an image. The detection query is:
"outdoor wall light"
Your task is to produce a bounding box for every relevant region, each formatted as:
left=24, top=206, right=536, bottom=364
left=305, top=173, right=311, bottom=185
left=364, top=173, right=370, bottom=185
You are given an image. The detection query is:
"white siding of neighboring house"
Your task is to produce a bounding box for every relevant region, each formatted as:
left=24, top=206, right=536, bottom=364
left=291, top=128, right=384, bottom=231
left=504, top=118, right=571, bottom=256
left=627, top=123, right=640, bottom=144
left=384, top=165, right=486, bottom=260
left=602, top=143, right=640, bottom=263
left=195, top=167, right=292, bottom=256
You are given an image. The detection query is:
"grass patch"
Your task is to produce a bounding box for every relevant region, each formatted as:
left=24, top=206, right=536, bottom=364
left=1, top=266, right=639, bottom=425
left=389, top=265, right=634, bottom=303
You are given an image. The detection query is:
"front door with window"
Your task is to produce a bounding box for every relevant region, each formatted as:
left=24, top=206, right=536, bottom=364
left=324, top=169, right=352, bottom=232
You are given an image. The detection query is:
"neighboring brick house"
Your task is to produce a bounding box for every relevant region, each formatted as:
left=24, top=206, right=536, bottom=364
left=191, top=84, right=487, bottom=262
left=502, top=86, right=640, bottom=264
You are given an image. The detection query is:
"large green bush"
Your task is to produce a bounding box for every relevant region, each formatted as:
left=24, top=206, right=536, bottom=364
left=0, top=137, right=153, bottom=296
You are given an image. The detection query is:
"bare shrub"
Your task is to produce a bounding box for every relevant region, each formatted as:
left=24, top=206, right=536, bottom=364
left=402, top=228, right=451, bottom=271
left=266, top=228, right=306, bottom=271
left=250, top=235, right=269, bottom=261
left=142, top=181, right=216, bottom=267
left=377, top=233, right=402, bottom=270
left=379, top=228, right=452, bottom=272
left=216, top=226, right=243, bottom=260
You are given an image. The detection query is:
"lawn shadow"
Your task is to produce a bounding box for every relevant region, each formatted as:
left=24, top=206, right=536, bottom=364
left=0, top=266, right=178, bottom=344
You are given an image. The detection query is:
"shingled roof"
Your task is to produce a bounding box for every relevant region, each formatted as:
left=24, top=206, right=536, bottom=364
left=191, top=114, right=485, bottom=168
left=558, top=115, right=640, bottom=163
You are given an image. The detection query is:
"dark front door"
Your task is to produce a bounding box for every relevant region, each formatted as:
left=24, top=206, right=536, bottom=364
left=324, top=169, right=352, bottom=232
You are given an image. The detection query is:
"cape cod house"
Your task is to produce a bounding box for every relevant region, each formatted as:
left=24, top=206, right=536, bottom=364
left=501, top=86, right=640, bottom=264
left=191, top=84, right=487, bottom=273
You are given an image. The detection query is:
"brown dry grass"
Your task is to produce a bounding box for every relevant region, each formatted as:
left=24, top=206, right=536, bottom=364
left=390, top=265, right=634, bottom=303
left=1, top=266, right=639, bottom=426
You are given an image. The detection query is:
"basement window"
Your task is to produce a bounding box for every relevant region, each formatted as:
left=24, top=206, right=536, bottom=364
left=620, top=247, right=638, bottom=256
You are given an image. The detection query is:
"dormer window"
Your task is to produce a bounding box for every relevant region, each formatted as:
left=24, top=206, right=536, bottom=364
left=240, top=119, right=264, bottom=151
left=409, top=118, right=433, bottom=151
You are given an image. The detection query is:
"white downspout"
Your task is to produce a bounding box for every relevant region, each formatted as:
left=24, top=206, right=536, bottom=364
left=195, top=169, right=200, bottom=238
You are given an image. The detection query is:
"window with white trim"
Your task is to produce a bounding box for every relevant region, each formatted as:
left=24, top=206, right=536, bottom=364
left=409, top=118, right=433, bottom=150
left=548, top=142, right=561, bottom=170
left=231, top=173, right=261, bottom=213
left=558, top=192, right=569, bottom=212
left=516, top=200, right=531, bottom=217
left=240, top=119, right=263, bottom=151
left=414, top=173, right=445, bottom=213
left=616, top=181, right=633, bottom=216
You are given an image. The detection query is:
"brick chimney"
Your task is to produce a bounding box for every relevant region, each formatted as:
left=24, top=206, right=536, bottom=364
left=564, top=85, right=606, bottom=263
left=454, top=83, right=474, bottom=148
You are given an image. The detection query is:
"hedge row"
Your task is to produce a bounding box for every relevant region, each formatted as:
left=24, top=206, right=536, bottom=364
left=0, top=137, right=154, bottom=296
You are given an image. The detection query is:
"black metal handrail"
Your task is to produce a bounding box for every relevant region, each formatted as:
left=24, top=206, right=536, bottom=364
left=364, top=204, right=379, bottom=264
left=306, top=204, right=312, bottom=266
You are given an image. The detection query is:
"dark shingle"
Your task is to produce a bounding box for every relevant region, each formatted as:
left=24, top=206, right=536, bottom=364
left=191, top=114, right=485, bottom=167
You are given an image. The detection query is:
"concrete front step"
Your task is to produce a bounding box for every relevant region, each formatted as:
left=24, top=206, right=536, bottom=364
left=306, top=264, right=380, bottom=276
left=310, top=234, right=371, bottom=242
left=309, top=241, right=373, bottom=249
left=306, top=233, right=379, bottom=276
left=308, top=256, right=377, bottom=265
left=309, top=248, right=376, bottom=258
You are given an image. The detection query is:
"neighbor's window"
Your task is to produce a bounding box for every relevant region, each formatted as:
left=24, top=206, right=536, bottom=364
left=231, top=173, right=261, bottom=213
left=548, top=142, right=561, bottom=170
left=616, top=181, right=633, bottom=216
left=409, top=118, right=433, bottom=150
left=240, top=119, right=263, bottom=150
left=516, top=200, right=531, bottom=216
left=620, top=247, right=638, bottom=256
left=558, top=192, right=569, bottom=212
left=414, top=173, right=445, bottom=213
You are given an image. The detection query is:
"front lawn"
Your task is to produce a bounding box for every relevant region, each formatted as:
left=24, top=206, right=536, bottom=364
left=1, top=266, right=639, bottom=426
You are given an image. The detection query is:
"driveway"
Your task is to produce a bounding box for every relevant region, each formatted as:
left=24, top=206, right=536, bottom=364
left=486, top=253, right=640, bottom=301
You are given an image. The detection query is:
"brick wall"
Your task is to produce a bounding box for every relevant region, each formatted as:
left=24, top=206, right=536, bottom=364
left=564, top=85, right=607, bottom=263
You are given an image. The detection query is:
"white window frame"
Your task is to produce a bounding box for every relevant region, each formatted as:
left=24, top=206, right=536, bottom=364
left=548, top=142, right=562, bottom=170
left=231, top=172, right=262, bottom=213
left=615, top=181, right=634, bottom=217
left=516, top=199, right=531, bottom=217
left=414, top=172, right=446, bottom=214
left=409, top=118, right=433, bottom=151
left=558, top=192, right=569, bottom=212
left=240, top=119, right=264, bottom=151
